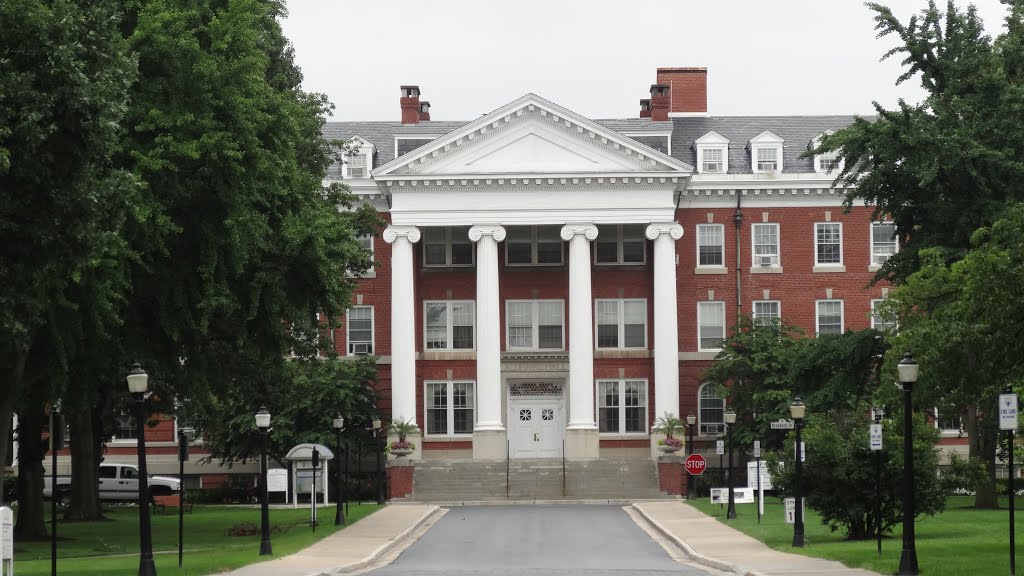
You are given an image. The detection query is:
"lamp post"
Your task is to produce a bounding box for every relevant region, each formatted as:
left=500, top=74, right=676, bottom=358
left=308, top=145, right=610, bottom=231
left=255, top=407, right=272, bottom=556
left=790, top=397, right=806, bottom=548
left=686, top=412, right=697, bottom=501
left=372, top=418, right=384, bottom=505
left=725, top=409, right=737, bottom=519
left=897, top=353, right=920, bottom=575
left=333, top=415, right=346, bottom=526
left=127, top=363, right=157, bottom=576
left=873, top=407, right=885, bottom=558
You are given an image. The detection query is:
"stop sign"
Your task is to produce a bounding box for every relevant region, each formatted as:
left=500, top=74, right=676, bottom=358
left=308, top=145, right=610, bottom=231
left=685, top=454, right=707, bottom=476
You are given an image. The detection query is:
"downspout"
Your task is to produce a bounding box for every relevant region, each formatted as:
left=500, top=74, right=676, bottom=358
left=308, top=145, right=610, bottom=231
left=734, top=197, right=743, bottom=327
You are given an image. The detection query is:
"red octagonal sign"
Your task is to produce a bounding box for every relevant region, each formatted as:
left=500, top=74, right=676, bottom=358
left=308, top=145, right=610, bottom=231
left=685, top=454, right=707, bottom=476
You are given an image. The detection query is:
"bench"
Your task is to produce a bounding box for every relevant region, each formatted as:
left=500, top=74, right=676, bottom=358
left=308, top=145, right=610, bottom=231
left=153, top=494, right=193, bottom=513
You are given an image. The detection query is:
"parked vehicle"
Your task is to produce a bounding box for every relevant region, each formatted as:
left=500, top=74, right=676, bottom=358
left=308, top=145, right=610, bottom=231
left=43, top=463, right=180, bottom=505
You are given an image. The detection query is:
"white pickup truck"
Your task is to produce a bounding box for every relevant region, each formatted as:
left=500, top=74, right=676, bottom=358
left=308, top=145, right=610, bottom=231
left=44, top=463, right=181, bottom=504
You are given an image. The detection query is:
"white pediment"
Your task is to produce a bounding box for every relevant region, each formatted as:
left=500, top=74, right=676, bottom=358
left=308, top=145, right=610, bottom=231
left=373, top=94, right=693, bottom=179
left=695, top=131, right=730, bottom=145
left=749, top=130, right=785, bottom=145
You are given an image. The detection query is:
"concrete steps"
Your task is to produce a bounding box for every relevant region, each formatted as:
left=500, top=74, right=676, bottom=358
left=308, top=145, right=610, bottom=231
left=409, top=458, right=667, bottom=502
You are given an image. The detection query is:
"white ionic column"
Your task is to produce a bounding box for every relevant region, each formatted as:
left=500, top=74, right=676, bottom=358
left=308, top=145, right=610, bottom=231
left=560, top=224, right=599, bottom=432
left=646, top=222, right=684, bottom=423
left=469, top=224, right=506, bottom=433
left=383, top=225, right=421, bottom=428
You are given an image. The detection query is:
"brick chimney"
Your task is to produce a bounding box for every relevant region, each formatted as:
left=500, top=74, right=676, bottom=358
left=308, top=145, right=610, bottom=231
left=418, top=101, right=431, bottom=122
left=655, top=67, right=707, bottom=115
left=639, top=99, right=651, bottom=118
left=649, top=85, right=670, bottom=121
left=400, top=85, right=421, bottom=125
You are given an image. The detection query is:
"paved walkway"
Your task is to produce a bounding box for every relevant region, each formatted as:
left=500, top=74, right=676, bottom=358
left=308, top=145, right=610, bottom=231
left=633, top=501, right=882, bottom=576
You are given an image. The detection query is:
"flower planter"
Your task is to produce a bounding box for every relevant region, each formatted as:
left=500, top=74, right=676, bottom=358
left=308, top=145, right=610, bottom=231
left=391, top=447, right=414, bottom=457
left=658, top=444, right=682, bottom=454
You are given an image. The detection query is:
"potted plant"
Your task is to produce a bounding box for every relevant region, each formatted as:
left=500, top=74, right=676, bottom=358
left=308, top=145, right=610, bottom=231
left=655, top=412, right=685, bottom=453
left=388, top=418, right=417, bottom=457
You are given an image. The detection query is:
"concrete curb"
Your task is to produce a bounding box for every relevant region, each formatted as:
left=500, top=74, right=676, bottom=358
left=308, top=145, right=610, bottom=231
left=630, top=503, right=744, bottom=575
left=395, top=498, right=676, bottom=506
left=325, top=505, right=443, bottom=575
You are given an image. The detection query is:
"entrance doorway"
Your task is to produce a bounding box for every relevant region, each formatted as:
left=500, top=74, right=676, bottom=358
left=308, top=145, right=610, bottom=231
left=507, top=381, right=565, bottom=459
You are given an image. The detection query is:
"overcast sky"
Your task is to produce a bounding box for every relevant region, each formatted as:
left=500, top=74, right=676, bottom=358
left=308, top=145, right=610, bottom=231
left=280, top=0, right=1009, bottom=121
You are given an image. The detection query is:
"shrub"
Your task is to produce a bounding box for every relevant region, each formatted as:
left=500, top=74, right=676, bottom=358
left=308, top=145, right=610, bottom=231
left=941, top=453, right=988, bottom=495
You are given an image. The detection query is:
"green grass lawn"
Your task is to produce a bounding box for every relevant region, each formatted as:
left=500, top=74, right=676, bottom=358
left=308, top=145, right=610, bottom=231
left=12, top=503, right=381, bottom=575
left=690, top=495, right=1019, bottom=576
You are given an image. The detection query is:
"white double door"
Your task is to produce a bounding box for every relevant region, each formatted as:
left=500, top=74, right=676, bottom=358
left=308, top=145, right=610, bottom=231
left=508, top=397, right=564, bottom=458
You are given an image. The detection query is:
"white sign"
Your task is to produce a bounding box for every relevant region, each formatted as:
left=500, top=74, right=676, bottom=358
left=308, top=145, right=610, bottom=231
left=785, top=497, right=795, bottom=524
left=716, top=440, right=725, bottom=455
left=1000, top=393, right=1019, bottom=431
left=0, top=506, right=12, bottom=560
left=795, top=441, right=805, bottom=462
left=870, top=423, right=883, bottom=451
left=711, top=487, right=755, bottom=504
left=266, top=468, right=288, bottom=493
left=753, top=440, right=761, bottom=458
left=747, top=461, right=774, bottom=490
left=770, top=419, right=795, bottom=430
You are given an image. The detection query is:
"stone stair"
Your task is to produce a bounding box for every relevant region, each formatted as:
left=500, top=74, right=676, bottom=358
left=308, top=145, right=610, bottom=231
left=408, top=458, right=667, bottom=502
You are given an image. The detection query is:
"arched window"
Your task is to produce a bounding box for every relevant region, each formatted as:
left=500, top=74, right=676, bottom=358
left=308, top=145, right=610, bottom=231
left=699, top=383, right=725, bottom=435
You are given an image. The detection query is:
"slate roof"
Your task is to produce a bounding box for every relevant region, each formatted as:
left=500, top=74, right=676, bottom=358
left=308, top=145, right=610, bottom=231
left=322, top=114, right=864, bottom=175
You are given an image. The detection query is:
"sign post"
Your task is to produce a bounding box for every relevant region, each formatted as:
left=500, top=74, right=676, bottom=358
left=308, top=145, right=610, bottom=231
left=1, top=506, right=13, bottom=576
left=754, top=440, right=762, bottom=523
left=178, top=429, right=188, bottom=567
left=870, top=420, right=883, bottom=557
left=716, top=440, right=725, bottom=510
left=1000, top=388, right=1019, bottom=576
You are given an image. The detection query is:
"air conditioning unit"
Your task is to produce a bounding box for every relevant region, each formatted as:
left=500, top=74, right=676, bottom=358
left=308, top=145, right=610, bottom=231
left=759, top=255, right=773, bottom=267
left=348, top=167, right=366, bottom=178
left=350, top=342, right=372, bottom=355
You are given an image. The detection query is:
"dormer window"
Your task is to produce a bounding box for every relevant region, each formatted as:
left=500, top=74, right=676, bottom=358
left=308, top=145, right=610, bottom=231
left=341, top=136, right=374, bottom=181
left=347, top=154, right=367, bottom=178
left=749, top=131, right=784, bottom=174
left=694, top=131, right=730, bottom=174
left=812, top=131, right=843, bottom=174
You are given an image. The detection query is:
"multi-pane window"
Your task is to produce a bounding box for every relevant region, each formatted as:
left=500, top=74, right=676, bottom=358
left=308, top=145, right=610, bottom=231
left=935, top=408, right=963, bottom=432
left=756, top=147, right=778, bottom=171
left=346, top=153, right=367, bottom=178
left=112, top=414, right=136, bottom=441
left=506, top=300, right=564, bottom=350
left=423, top=226, right=473, bottom=267
left=699, top=384, right=725, bottom=435
left=347, top=306, right=373, bottom=355
left=753, top=301, right=781, bottom=325
left=702, top=148, right=724, bottom=173
left=816, top=300, right=844, bottom=336
left=597, top=380, right=648, bottom=434
left=752, top=223, right=779, bottom=266
left=871, top=299, right=897, bottom=333
left=698, top=302, right=726, bottom=350
left=595, top=224, right=646, bottom=264
left=595, top=299, right=647, bottom=349
left=697, top=224, right=725, bottom=267
left=505, top=225, right=563, bottom=266
left=818, top=151, right=840, bottom=173
left=424, top=301, right=475, bottom=350
left=425, top=381, right=475, bottom=436
left=871, top=222, right=898, bottom=266
left=815, top=223, right=843, bottom=265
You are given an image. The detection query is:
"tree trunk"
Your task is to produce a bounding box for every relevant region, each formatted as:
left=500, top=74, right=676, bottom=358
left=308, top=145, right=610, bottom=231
left=65, top=408, right=104, bottom=521
left=967, top=403, right=1000, bottom=508
left=14, top=403, right=48, bottom=539
left=0, top=399, right=12, bottom=506
left=0, top=347, right=28, bottom=506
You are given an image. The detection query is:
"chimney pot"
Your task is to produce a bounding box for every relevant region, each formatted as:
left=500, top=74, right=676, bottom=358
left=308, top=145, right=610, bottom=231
left=649, top=85, right=670, bottom=121
left=650, top=84, right=669, bottom=98
left=639, top=99, right=652, bottom=118
left=400, top=85, right=421, bottom=98
left=400, top=85, right=422, bottom=124
left=418, top=101, right=431, bottom=122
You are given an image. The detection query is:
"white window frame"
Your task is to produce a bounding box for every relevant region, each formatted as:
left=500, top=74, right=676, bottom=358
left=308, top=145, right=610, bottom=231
left=504, top=225, right=564, bottom=266
left=698, top=383, right=726, bottom=436
left=933, top=407, right=964, bottom=437
left=751, top=223, right=780, bottom=268
left=346, top=305, right=374, bottom=356
left=423, top=300, right=476, bottom=351
left=342, top=137, right=374, bottom=180
left=816, top=299, right=844, bottom=336
left=424, top=380, right=476, bottom=437
left=393, top=136, right=439, bottom=159
left=423, top=226, right=474, bottom=267
left=871, top=299, right=898, bottom=333
left=595, top=299, right=648, bottom=349
left=812, top=132, right=844, bottom=174
left=111, top=413, right=137, bottom=443
left=870, top=221, right=898, bottom=270
left=697, top=301, right=726, bottom=351
left=695, top=131, right=730, bottom=174
left=749, top=131, right=785, bottom=174
left=696, top=224, right=725, bottom=268
left=505, top=300, right=565, bottom=351
left=594, top=224, right=646, bottom=265
left=814, top=222, right=844, bottom=268
left=752, top=300, right=781, bottom=325
left=597, top=379, right=649, bottom=435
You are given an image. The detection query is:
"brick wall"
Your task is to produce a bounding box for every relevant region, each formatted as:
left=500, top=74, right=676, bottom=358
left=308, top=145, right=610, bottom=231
left=656, top=68, right=708, bottom=114
left=657, top=458, right=684, bottom=495
left=387, top=464, right=414, bottom=499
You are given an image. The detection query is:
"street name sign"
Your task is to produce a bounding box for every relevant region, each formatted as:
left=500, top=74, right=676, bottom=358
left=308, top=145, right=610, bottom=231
left=770, top=419, right=795, bottom=430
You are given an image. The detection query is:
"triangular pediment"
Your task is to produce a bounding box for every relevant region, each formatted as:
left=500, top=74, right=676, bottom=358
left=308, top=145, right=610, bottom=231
left=695, top=131, right=730, bottom=145
left=373, top=94, right=693, bottom=179
left=750, top=130, right=784, bottom=145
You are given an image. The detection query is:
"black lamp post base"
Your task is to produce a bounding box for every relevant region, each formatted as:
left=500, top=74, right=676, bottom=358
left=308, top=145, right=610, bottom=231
left=727, top=507, right=736, bottom=519
left=139, top=556, right=157, bottom=576
left=792, top=528, right=804, bottom=548
left=260, top=539, right=273, bottom=556
left=898, top=549, right=919, bottom=575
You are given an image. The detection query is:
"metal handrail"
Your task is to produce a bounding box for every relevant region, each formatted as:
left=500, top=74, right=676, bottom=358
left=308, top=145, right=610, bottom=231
left=506, top=440, right=510, bottom=499
left=562, top=439, right=566, bottom=498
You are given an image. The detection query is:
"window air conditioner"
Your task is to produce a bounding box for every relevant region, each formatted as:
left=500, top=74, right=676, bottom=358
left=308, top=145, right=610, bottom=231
left=351, top=342, right=372, bottom=355
left=759, top=255, right=773, bottom=267
left=349, top=167, right=366, bottom=178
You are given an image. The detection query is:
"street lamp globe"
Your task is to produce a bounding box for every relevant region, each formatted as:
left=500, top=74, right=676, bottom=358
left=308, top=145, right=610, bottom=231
left=333, top=414, right=345, bottom=430
left=372, top=417, right=382, bottom=431
left=724, top=409, right=737, bottom=425
left=126, top=363, right=148, bottom=394
left=686, top=412, right=696, bottom=426
left=898, top=352, right=919, bottom=386
left=790, top=397, right=806, bottom=421
left=255, top=407, right=271, bottom=429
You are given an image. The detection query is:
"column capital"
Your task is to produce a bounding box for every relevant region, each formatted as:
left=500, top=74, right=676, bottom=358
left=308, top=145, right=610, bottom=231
left=645, top=222, right=684, bottom=241
left=468, top=224, right=506, bottom=243
left=383, top=225, right=421, bottom=244
left=560, top=223, right=599, bottom=242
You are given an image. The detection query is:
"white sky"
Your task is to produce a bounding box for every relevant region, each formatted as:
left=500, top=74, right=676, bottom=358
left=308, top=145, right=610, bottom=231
left=280, top=0, right=1009, bottom=121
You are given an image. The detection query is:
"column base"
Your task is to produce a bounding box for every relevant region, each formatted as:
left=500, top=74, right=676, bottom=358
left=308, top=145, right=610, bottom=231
left=472, top=429, right=508, bottom=461
left=388, top=431, right=422, bottom=462
left=650, top=431, right=668, bottom=461
left=564, top=428, right=599, bottom=460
